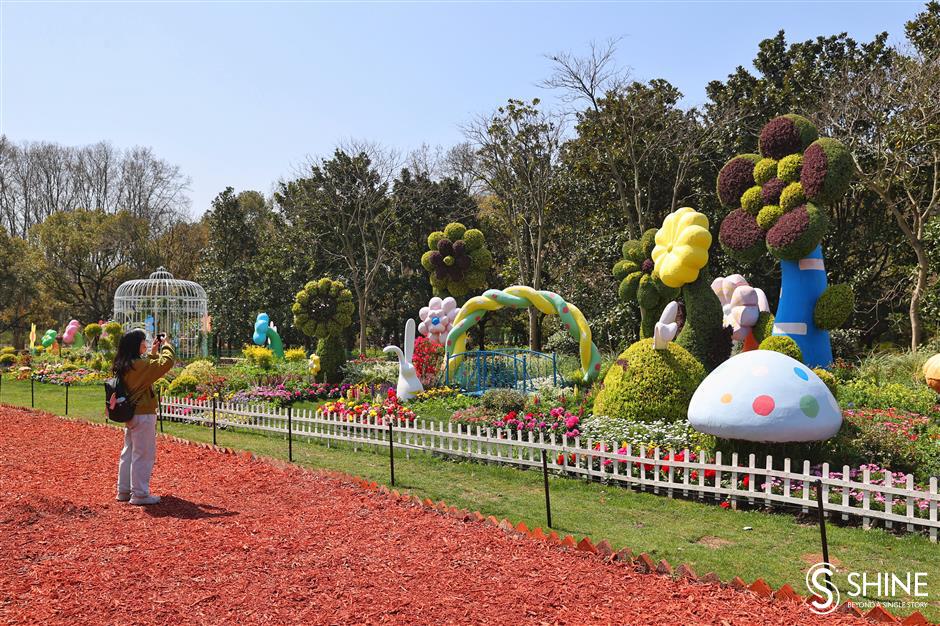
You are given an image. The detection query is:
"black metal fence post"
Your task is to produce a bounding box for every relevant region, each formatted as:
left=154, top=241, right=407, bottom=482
left=65, top=382, right=69, bottom=415
left=31, top=378, right=34, bottom=408
left=212, top=396, right=217, bottom=446
left=287, top=406, right=293, bottom=462
left=158, top=390, right=163, bottom=432
left=541, top=449, right=553, bottom=528
left=814, top=479, right=832, bottom=592
left=0, top=372, right=3, bottom=402
left=388, top=419, right=396, bottom=487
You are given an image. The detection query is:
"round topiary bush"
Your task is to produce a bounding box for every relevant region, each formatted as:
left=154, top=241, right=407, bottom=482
left=761, top=177, right=786, bottom=206
left=717, top=154, right=761, bottom=208
left=812, top=367, right=838, bottom=395
left=753, top=158, right=778, bottom=185
left=752, top=311, right=775, bottom=344
left=815, top=283, right=855, bottom=329
left=758, top=114, right=818, bottom=159
left=756, top=204, right=785, bottom=231
left=718, top=209, right=766, bottom=263
left=801, top=138, right=854, bottom=206
left=421, top=222, right=493, bottom=298
left=592, top=339, right=705, bottom=423
left=481, top=388, right=526, bottom=414
left=758, top=335, right=803, bottom=362
left=766, top=202, right=829, bottom=261
left=741, top=186, right=764, bottom=215
left=779, top=182, right=806, bottom=211
left=777, top=154, right=803, bottom=183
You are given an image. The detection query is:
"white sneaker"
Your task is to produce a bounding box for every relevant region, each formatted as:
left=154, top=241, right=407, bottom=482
left=129, top=494, right=161, bottom=506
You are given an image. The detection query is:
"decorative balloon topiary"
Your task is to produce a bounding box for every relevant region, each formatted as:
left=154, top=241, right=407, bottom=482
left=612, top=228, right=678, bottom=337
left=421, top=222, right=493, bottom=298
left=292, top=277, right=354, bottom=383
left=593, top=338, right=705, bottom=423
left=716, top=114, right=855, bottom=367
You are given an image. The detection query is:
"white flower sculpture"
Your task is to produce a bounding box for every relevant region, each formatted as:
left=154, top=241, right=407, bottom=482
left=710, top=274, right=769, bottom=343
left=418, top=296, right=460, bottom=345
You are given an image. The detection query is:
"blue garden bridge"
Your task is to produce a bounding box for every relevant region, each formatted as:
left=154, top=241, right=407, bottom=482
left=444, top=348, right=558, bottom=395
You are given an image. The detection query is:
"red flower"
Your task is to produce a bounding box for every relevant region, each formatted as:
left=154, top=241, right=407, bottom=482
left=742, top=475, right=750, bottom=487
left=720, top=501, right=731, bottom=509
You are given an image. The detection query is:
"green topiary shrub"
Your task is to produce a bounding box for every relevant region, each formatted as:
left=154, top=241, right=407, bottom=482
left=779, top=181, right=806, bottom=211
left=292, top=277, right=355, bottom=339
left=801, top=138, right=853, bottom=206
left=740, top=186, right=764, bottom=215
left=179, top=359, right=217, bottom=385
left=421, top=222, right=493, bottom=298
left=766, top=202, right=830, bottom=261
left=104, top=321, right=123, bottom=338
left=752, top=311, right=775, bottom=344
left=317, top=334, right=347, bottom=383
left=0, top=346, right=15, bottom=355
left=758, top=335, right=803, bottom=362
left=813, top=367, right=838, bottom=395
left=592, top=339, right=705, bottom=423
left=758, top=114, right=818, bottom=159
left=84, top=323, right=102, bottom=345
left=0, top=353, right=15, bottom=366
left=815, top=283, right=855, bottom=329
left=481, top=388, right=527, bottom=414
left=753, top=158, right=778, bottom=185
left=756, top=204, right=785, bottom=230
left=614, top=228, right=679, bottom=338
left=675, top=275, right=731, bottom=372
left=777, top=154, right=803, bottom=183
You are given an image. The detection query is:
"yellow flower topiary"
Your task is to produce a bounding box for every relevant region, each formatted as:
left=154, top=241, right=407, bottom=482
left=651, top=207, right=712, bottom=288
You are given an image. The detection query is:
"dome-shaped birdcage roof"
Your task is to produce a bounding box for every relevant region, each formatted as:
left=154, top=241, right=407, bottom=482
left=113, top=267, right=209, bottom=358
left=114, top=267, right=208, bottom=300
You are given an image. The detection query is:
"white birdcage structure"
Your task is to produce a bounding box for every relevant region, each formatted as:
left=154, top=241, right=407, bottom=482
left=113, top=267, right=209, bottom=358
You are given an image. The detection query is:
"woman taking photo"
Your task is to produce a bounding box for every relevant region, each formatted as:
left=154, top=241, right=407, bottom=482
left=112, top=329, right=175, bottom=505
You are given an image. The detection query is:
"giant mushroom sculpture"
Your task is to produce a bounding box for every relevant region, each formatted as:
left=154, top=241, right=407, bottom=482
left=687, top=350, right=841, bottom=442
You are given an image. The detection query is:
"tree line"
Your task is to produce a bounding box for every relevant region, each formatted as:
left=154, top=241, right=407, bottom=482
left=2, top=3, right=938, bottom=357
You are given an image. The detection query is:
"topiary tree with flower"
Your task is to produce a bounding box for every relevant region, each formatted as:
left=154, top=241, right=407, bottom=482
left=420, top=222, right=493, bottom=298
left=292, top=277, right=355, bottom=383
left=650, top=207, right=730, bottom=372
left=612, top=228, right=679, bottom=338
left=716, top=114, right=855, bottom=367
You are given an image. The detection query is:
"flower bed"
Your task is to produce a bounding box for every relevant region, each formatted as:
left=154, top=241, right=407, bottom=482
left=227, top=382, right=354, bottom=408
left=30, top=367, right=106, bottom=386
left=322, top=391, right=417, bottom=423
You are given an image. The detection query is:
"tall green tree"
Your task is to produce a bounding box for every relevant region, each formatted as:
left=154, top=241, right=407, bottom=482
left=32, top=208, right=149, bottom=322
left=198, top=188, right=274, bottom=350
left=465, top=99, right=560, bottom=350
left=817, top=2, right=940, bottom=349
left=276, top=148, right=404, bottom=354
left=0, top=225, right=45, bottom=347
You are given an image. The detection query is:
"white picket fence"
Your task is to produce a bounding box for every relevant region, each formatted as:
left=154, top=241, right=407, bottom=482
left=160, top=395, right=940, bottom=542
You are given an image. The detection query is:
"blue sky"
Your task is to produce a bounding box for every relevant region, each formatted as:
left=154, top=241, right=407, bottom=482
left=1, top=1, right=922, bottom=216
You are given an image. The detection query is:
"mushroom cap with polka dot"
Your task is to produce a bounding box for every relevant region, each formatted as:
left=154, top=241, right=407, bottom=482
left=687, top=350, right=842, bottom=442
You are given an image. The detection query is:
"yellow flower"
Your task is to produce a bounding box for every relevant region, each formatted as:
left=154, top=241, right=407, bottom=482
left=651, top=207, right=712, bottom=288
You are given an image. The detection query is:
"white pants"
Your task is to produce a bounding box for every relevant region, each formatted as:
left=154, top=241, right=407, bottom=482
left=116, top=414, right=158, bottom=498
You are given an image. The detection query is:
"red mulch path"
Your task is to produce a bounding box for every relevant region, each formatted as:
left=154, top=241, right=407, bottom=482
left=0, top=406, right=871, bottom=625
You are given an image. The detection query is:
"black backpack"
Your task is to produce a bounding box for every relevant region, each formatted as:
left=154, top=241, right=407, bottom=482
left=104, top=376, right=137, bottom=422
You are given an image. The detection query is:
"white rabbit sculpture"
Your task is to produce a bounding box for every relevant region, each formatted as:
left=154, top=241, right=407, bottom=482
left=384, top=318, right=424, bottom=401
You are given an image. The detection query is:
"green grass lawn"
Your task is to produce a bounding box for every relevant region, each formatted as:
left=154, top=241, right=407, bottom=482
left=2, top=377, right=938, bottom=619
